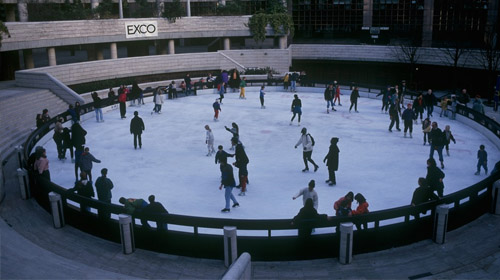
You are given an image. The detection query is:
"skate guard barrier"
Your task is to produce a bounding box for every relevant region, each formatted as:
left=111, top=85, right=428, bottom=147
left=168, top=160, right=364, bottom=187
left=21, top=81, right=500, bottom=261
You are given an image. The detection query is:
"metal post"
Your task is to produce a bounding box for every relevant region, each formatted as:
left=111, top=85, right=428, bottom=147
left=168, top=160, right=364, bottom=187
left=433, top=204, right=449, bottom=244
left=15, top=146, right=24, bottom=169
left=118, top=0, right=123, bottom=19
left=119, top=214, right=135, bottom=254
left=17, top=168, right=30, bottom=200
left=339, top=222, right=353, bottom=264
left=48, top=192, right=65, bottom=228
left=223, top=226, right=237, bottom=267
left=492, top=180, right=500, bottom=215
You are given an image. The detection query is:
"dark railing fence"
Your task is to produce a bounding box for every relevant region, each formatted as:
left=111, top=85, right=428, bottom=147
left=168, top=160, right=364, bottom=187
left=22, top=80, right=500, bottom=261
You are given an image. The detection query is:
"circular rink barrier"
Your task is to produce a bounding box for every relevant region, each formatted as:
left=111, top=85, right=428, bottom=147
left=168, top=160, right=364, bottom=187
left=22, top=82, right=500, bottom=261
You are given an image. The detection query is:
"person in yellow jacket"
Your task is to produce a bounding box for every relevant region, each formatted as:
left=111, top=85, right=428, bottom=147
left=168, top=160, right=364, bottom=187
left=239, top=77, right=247, bottom=99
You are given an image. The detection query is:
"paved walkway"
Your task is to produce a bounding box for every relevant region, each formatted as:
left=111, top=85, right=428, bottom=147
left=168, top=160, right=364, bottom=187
left=1, top=151, right=500, bottom=279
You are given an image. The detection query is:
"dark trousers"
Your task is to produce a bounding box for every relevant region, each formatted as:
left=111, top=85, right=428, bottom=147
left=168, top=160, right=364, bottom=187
left=328, top=167, right=336, bottom=183
left=404, top=120, right=413, bottom=133
left=133, top=133, right=142, bottom=149
left=119, top=102, right=126, bottom=118
left=98, top=199, right=111, bottom=220
left=349, top=101, right=357, bottom=111
left=260, top=97, right=265, bottom=107
left=302, top=151, right=318, bottom=169
left=389, top=116, right=400, bottom=130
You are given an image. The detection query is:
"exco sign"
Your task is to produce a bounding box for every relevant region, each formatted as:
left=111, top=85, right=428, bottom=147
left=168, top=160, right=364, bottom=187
left=125, top=21, right=158, bottom=38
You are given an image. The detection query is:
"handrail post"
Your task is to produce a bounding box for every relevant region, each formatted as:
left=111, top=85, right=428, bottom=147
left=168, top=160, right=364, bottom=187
left=16, top=146, right=24, bottom=169
left=48, top=192, right=65, bottom=228
left=224, top=226, right=237, bottom=267
left=433, top=204, right=449, bottom=244
left=119, top=214, right=135, bottom=254
left=339, top=222, right=353, bottom=264
left=17, top=168, right=30, bottom=199
left=492, top=179, right=500, bottom=215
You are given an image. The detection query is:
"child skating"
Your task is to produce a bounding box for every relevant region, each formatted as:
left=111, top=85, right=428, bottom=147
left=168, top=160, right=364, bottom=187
left=213, top=99, right=221, bottom=121
left=475, top=145, right=488, bottom=175
left=239, top=77, right=246, bottom=99
left=205, top=125, right=215, bottom=156
left=260, top=85, right=266, bottom=109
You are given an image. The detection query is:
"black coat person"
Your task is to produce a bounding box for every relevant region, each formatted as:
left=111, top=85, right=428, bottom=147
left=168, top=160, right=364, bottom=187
left=130, top=111, right=145, bottom=149
left=71, top=122, right=87, bottom=180
left=231, top=137, right=249, bottom=195
left=323, top=137, right=340, bottom=186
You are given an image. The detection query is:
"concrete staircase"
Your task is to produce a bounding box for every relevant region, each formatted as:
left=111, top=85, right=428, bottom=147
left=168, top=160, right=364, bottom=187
left=0, top=86, right=68, bottom=159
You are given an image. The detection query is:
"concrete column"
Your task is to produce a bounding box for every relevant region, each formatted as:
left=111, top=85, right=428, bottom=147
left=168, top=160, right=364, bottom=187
left=47, top=47, right=57, bottom=66
left=17, top=168, right=30, bottom=200
left=186, top=0, right=191, bottom=17
left=6, top=5, right=16, bottom=22
left=168, top=39, right=175, bottom=54
left=96, top=45, right=104, bottom=60
left=339, top=222, right=353, bottom=264
left=119, top=214, right=135, bottom=254
left=433, top=204, right=449, bottom=244
left=110, top=43, right=118, bottom=59
left=223, top=38, right=230, bottom=50
left=23, top=49, right=34, bottom=69
left=49, top=192, right=65, bottom=228
left=157, top=40, right=168, bottom=55
left=492, top=180, right=500, bottom=214
left=421, top=0, right=434, bottom=47
left=279, top=36, right=287, bottom=49
left=223, top=226, right=237, bottom=268
left=118, top=0, right=124, bottom=19
left=362, top=0, right=372, bottom=27
left=17, top=1, right=29, bottom=22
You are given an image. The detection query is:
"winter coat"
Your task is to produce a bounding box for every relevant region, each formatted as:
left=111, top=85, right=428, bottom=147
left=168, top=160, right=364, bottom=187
left=411, top=185, right=438, bottom=205
left=122, top=198, right=147, bottom=215
left=295, top=187, right=319, bottom=209
left=291, top=98, right=302, bottom=110
left=324, top=144, right=339, bottom=171
left=234, top=143, right=249, bottom=167
left=478, top=150, right=488, bottom=162
left=70, top=180, right=94, bottom=198
left=423, top=93, right=435, bottom=106
left=402, top=108, right=416, bottom=121
left=118, top=92, right=127, bottom=103
left=92, top=95, right=103, bottom=108
left=71, top=123, right=87, bottom=150
left=154, top=92, right=164, bottom=105
left=426, top=166, right=445, bottom=192
left=350, top=89, right=359, bottom=102
left=389, top=104, right=399, bottom=118
left=296, top=134, right=314, bottom=152
left=429, top=128, right=445, bottom=146
left=221, top=71, right=229, bottom=83
left=324, top=87, right=334, bottom=100
left=206, top=130, right=214, bottom=145
left=62, top=127, right=72, bottom=148
left=444, top=130, right=456, bottom=145
left=130, top=116, right=145, bottom=134
left=334, top=196, right=352, bottom=216
left=472, top=99, right=485, bottom=114
left=413, top=98, right=424, bottom=113
left=352, top=202, right=369, bottom=215
left=79, top=152, right=101, bottom=171
left=95, top=176, right=114, bottom=202
left=225, top=126, right=239, bottom=139
left=34, top=157, right=49, bottom=174
left=213, top=102, right=221, bottom=111
left=215, top=150, right=233, bottom=164
left=220, top=164, right=236, bottom=187
left=292, top=204, right=327, bottom=237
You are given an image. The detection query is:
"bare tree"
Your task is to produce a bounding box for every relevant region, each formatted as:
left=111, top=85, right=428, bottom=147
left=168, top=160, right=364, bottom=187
left=392, top=42, right=421, bottom=91
left=475, top=30, right=500, bottom=101
left=439, top=33, right=471, bottom=93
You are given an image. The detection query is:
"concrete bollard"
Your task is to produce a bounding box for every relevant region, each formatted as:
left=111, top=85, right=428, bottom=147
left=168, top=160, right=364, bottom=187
left=221, top=252, right=252, bottom=280
left=433, top=204, right=449, bottom=244
left=339, top=222, right=353, bottom=264
left=119, top=214, right=135, bottom=254
left=223, top=226, right=237, bottom=268
left=17, top=168, right=30, bottom=199
left=493, top=180, right=500, bottom=215
left=48, top=192, right=65, bottom=228
left=16, top=146, right=24, bottom=169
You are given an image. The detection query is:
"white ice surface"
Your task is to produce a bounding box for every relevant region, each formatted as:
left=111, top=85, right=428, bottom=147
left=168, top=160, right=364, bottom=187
left=43, top=88, right=500, bottom=220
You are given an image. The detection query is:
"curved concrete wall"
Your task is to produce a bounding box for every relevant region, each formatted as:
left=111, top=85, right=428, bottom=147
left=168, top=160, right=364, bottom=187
left=15, top=49, right=291, bottom=85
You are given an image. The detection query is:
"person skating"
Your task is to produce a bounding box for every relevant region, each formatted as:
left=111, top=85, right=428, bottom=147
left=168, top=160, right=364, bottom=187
left=71, top=122, right=87, bottom=181
left=324, top=84, right=336, bottom=113
left=294, top=127, right=319, bottom=172
left=428, top=121, right=445, bottom=168
left=205, top=125, right=215, bottom=156
left=443, top=125, right=456, bottom=156
left=95, top=168, right=114, bottom=219
left=475, top=144, right=488, bottom=175
left=118, top=85, right=128, bottom=119
left=413, top=94, right=425, bottom=123
left=213, top=99, right=221, bottom=121
left=402, top=103, right=415, bottom=138
left=292, top=180, right=318, bottom=210
left=377, top=86, right=391, bottom=113
left=426, top=158, right=445, bottom=197
left=231, top=137, right=249, bottom=196
left=388, top=100, right=401, bottom=132
left=349, top=86, right=360, bottom=113
left=422, top=117, right=431, bottom=145
left=215, top=145, right=234, bottom=164
left=290, top=94, right=302, bottom=126
left=423, top=89, right=436, bottom=118
left=333, top=82, right=342, bottom=106
left=239, top=77, right=247, bottom=99
left=259, top=85, right=266, bottom=109
left=130, top=111, right=145, bottom=149
left=219, top=159, right=239, bottom=213
left=225, top=122, right=239, bottom=150
left=152, top=87, right=164, bottom=114
left=218, top=82, right=225, bottom=104
left=323, top=137, right=340, bottom=186
left=411, top=178, right=438, bottom=208
left=79, top=147, right=101, bottom=182
left=68, top=171, right=94, bottom=213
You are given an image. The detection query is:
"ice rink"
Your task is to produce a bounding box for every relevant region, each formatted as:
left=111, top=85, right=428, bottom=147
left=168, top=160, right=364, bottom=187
left=43, top=87, right=500, bottom=219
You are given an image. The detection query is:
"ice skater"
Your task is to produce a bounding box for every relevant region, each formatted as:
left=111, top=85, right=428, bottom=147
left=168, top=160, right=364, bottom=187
left=323, top=137, right=339, bottom=186
left=239, top=77, right=247, bottom=99
left=225, top=122, right=239, bottom=150
left=290, top=94, right=302, bottom=126
left=349, top=86, right=360, bottom=112
left=388, top=100, right=401, bottom=132
left=231, top=137, right=249, bottom=196
left=475, top=145, right=488, bottom=175
left=219, top=159, right=239, bottom=213
left=218, top=82, right=225, bottom=104
left=259, top=85, right=266, bottom=109
left=205, top=125, right=215, bottom=156
left=324, top=84, right=336, bottom=113
left=215, top=145, right=233, bottom=164
left=443, top=125, right=456, bottom=156
left=152, top=87, right=164, bottom=114
left=428, top=121, right=445, bottom=168
left=79, top=147, right=101, bottom=182
left=213, top=99, right=221, bottom=121
left=294, top=127, right=319, bottom=172
left=333, top=82, right=342, bottom=106
left=130, top=111, right=145, bottom=149
left=292, top=180, right=318, bottom=210
left=402, top=103, right=415, bottom=138
left=426, top=158, right=445, bottom=197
